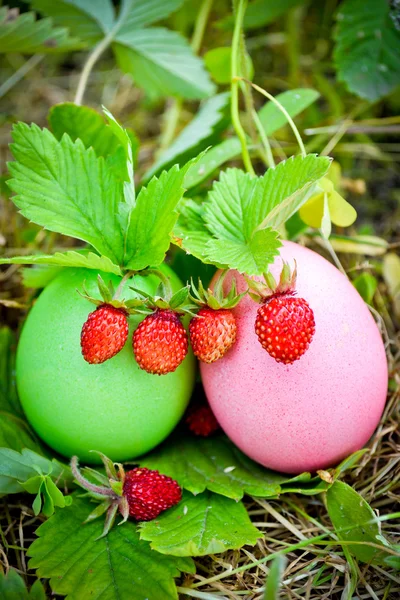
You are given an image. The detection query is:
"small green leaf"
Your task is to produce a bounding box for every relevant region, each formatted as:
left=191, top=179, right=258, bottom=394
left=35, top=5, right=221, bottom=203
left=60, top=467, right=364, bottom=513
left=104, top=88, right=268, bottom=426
left=141, top=434, right=313, bottom=500
left=114, top=28, right=215, bottom=100
left=204, top=47, right=253, bottom=84
left=0, top=448, right=71, bottom=495
left=264, top=555, right=288, bottom=600
left=258, top=89, right=320, bottom=136
left=327, top=481, right=397, bottom=566
left=0, top=6, right=84, bottom=54
left=184, top=138, right=242, bottom=189
left=140, top=490, right=260, bottom=556
left=8, top=123, right=125, bottom=265
left=334, top=0, right=400, bottom=101
left=0, top=251, right=122, bottom=276
left=145, top=93, right=229, bottom=180
left=0, top=569, right=46, bottom=600
left=353, top=272, right=377, bottom=305
left=124, top=164, right=189, bottom=270
left=28, top=494, right=195, bottom=600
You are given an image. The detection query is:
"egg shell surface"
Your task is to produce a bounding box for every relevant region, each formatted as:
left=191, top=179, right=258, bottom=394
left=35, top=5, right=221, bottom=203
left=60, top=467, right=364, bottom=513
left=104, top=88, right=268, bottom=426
left=16, top=266, right=196, bottom=463
left=201, top=242, right=388, bottom=474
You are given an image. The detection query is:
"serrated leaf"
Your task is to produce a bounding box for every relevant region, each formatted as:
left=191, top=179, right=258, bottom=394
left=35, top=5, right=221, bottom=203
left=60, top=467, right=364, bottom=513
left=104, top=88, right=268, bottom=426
left=124, top=165, right=188, bottom=270
left=140, top=490, right=260, bottom=556
left=327, top=481, right=399, bottom=567
left=173, top=200, right=217, bottom=264
left=141, top=434, right=311, bottom=500
left=29, top=0, right=115, bottom=42
left=0, top=6, right=84, bottom=54
left=258, top=88, right=320, bottom=135
left=8, top=123, right=125, bottom=265
left=0, top=251, right=122, bottom=275
left=334, top=0, right=400, bottom=101
left=28, top=494, right=195, bottom=600
left=145, top=93, right=229, bottom=180
left=0, top=570, right=46, bottom=600
left=114, top=27, right=215, bottom=100
left=117, top=0, right=185, bottom=34
left=0, top=448, right=71, bottom=495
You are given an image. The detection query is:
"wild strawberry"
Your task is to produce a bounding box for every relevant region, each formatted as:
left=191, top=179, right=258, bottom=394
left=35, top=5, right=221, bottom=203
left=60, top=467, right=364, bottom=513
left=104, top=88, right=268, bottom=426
left=133, top=309, right=188, bottom=375
left=123, top=467, right=182, bottom=521
left=255, top=295, right=315, bottom=364
left=81, top=304, right=128, bottom=364
left=71, top=455, right=182, bottom=537
left=189, top=308, right=236, bottom=363
left=248, top=262, right=315, bottom=364
left=186, top=402, right=220, bottom=436
left=189, top=272, right=245, bottom=364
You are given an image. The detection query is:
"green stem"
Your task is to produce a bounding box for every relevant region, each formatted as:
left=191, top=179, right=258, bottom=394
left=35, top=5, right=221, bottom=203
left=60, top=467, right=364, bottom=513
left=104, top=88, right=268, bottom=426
left=0, top=54, right=44, bottom=99
left=231, top=0, right=255, bottom=175
left=191, top=0, right=214, bottom=54
left=251, top=108, right=275, bottom=168
left=140, top=268, right=173, bottom=299
left=74, top=0, right=131, bottom=106
left=239, top=78, right=307, bottom=158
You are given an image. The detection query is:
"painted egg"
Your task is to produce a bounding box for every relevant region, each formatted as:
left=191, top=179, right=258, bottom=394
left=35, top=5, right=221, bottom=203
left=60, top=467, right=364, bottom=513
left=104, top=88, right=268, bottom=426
left=201, top=242, right=388, bottom=474
left=16, top=266, right=196, bottom=463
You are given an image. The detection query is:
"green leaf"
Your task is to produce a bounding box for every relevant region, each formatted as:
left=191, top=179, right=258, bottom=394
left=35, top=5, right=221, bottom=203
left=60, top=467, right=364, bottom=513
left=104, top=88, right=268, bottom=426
left=202, top=156, right=330, bottom=274
left=0, top=251, right=122, bottom=275
left=0, top=447, right=70, bottom=495
left=264, top=555, right=288, bottom=600
left=184, top=137, right=243, bottom=189
left=0, top=413, right=43, bottom=454
left=173, top=200, right=218, bottom=265
left=145, top=93, right=229, bottom=180
left=141, top=434, right=312, bottom=500
left=124, top=164, right=188, bottom=270
left=29, top=0, right=115, bottom=43
left=353, top=272, right=377, bottom=305
left=8, top=123, right=125, bottom=265
left=49, top=103, right=123, bottom=158
left=21, top=265, right=63, bottom=289
left=334, top=0, right=400, bottom=101
left=113, top=28, right=215, bottom=100
left=28, top=494, right=195, bottom=600
left=219, top=0, right=305, bottom=30
left=204, top=47, right=253, bottom=84
left=0, top=570, right=46, bottom=600
left=383, top=252, right=400, bottom=319
left=140, top=490, right=260, bottom=556
left=328, top=234, right=389, bottom=256
left=258, top=89, right=320, bottom=135
left=117, top=0, right=185, bottom=34
left=326, top=481, right=398, bottom=567
left=0, top=6, right=84, bottom=54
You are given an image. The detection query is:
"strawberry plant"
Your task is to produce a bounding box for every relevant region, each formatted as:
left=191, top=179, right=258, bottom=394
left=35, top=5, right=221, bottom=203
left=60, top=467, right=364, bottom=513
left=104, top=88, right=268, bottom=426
left=0, top=0, right=399, bottom=598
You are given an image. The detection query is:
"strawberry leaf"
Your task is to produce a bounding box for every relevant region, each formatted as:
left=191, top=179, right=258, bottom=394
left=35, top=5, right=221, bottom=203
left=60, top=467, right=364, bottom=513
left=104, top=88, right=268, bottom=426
left=140, top=490, right=260, bottom=556
left=8, top=123, right=125, bottom=265
left=0, top=6, right=84, bottom=54
left=140, top=434, right=317, bottom=500
left=124, top=164, right=190, bottom=270
left=334, top=0, right=400, bottom=101
left=28, top=494, right=195, bottom=600
left=173, top=200, right=218, bottom=266
left=0, top=251, right=122, bottom=275
left=0, top=448, right=71, bottom=495
left=0, top=570, right=46, bottom=600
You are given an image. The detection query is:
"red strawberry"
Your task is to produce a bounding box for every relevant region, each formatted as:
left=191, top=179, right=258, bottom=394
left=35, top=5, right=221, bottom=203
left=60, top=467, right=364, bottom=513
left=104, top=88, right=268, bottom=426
left=255, top=294, right=315, bottom=364
left=123, top=467, right=181, bottom=521
left=186, top=403, right=220, bottom=436
left=81, top=304, right=128, bottom=364
left=189, top=308, right=237, bottom=363
left=133, top=309, right=188, bottom=375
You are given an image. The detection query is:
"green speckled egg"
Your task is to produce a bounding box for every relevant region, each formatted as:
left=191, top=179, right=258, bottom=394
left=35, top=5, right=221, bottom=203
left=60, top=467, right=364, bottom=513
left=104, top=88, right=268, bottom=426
left=16, top=266, right=196, bottom=463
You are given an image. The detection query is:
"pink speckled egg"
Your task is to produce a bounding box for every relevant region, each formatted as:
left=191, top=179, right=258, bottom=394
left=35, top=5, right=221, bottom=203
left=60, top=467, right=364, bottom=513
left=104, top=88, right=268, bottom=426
left=201, top=242, right=388, bottom=474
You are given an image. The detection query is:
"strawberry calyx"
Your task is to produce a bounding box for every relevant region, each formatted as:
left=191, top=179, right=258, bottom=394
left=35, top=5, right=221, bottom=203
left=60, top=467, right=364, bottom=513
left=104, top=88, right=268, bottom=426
left=71, top=453, right=130, bottom=539
left=246, top=261, right=297, bottom=304
left=130, top=268, right=197, bottom=316
left=79, top=273, right=148, bottom=316
left=190, top=270, right=246, bottom=310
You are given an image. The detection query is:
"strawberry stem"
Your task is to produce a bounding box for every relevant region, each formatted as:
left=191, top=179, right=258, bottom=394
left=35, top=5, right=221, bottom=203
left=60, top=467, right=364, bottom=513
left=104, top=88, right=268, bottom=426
left=71, top=456, right=116, bottom=498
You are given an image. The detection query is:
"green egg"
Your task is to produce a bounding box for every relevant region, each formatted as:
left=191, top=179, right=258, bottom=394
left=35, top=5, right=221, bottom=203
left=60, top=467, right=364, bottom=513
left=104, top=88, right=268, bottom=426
left=16, top=266, right=196, bottom=463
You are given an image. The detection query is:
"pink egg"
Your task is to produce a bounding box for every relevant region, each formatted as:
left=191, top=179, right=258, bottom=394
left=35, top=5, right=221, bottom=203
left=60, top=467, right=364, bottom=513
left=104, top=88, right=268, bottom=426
left=201, top=241, right=388, bottom=474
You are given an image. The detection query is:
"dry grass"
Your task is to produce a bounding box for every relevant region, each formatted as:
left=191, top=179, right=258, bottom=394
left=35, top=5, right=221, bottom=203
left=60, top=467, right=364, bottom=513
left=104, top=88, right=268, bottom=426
left=1, top=58, right=400, bottom=599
